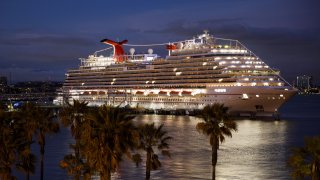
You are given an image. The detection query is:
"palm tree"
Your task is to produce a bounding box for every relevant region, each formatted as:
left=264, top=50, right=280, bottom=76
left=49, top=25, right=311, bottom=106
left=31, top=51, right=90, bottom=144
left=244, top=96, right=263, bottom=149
left=81, top=105, right=137, bottom=180
left=59, top=99, right=88, bottom=180
left=288, top=136, right=320, bottom=180
left=0, top=110, right=19, bottom=180
left=35, top=107, right=60, bottom=180
left=137, top=123, right=172, bottom=180
left=16, top=147, right=36, bottom=180
left=196, top=103, right=237, bottom=180
left=15, top=102, right=38, bottom=180
left=59, top=145, right=91, bottom=180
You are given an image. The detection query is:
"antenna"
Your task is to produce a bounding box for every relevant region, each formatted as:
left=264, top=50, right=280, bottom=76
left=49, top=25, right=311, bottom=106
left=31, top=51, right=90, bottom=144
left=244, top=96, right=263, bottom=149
left=9, top=72, right=12, bottom=85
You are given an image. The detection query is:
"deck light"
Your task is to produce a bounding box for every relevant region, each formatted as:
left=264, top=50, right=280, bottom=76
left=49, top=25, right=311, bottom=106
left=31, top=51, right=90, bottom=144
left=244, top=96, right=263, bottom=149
left=242, top=94, right=249, bottom=99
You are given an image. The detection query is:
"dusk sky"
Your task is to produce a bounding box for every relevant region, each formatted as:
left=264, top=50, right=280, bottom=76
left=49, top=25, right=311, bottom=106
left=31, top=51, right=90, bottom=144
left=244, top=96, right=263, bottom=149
left=1, top=0, right=319, bottom=84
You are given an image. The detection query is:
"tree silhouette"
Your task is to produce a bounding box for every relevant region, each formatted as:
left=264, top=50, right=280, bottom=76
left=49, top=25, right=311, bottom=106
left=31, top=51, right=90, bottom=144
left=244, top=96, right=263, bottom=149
left=288, top=136, right=320, bottom=179
left=137, top=123, right=172, bottom=180
left=196, top=103, right=237, bottom=180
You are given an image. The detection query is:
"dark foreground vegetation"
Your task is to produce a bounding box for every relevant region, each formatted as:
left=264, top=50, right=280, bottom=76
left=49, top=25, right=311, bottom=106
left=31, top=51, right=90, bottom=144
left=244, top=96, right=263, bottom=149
left=1, top=100, right=319, bottom=180
left=288, top=136, right=320, bottom=180
left=0, top=100, right=172, bottom=180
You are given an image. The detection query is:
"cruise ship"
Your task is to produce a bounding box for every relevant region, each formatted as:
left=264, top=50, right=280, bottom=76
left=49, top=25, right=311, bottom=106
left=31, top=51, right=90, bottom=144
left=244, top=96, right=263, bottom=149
left=55, top=31, right=297, bottom=116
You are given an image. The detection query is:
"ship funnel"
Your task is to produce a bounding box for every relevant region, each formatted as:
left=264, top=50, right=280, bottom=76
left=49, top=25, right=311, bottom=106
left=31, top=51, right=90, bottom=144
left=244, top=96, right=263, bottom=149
left=100, top=39, right=128, bottom=63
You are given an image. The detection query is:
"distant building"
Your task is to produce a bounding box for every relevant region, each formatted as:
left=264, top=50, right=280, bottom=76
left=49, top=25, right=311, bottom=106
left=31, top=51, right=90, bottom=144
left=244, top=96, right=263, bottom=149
left=296, top=75, right=311, bottom=91
left=0, top=76, right=7, bottom=86
left=0, top=76, right=8, bottom=93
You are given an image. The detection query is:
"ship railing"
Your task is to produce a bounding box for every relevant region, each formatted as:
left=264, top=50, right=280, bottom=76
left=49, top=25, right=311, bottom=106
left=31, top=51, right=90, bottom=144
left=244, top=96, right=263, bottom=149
left=171, top=40, right=248, bottom=56
left=79, top=54, right=158, bottom=66
left=108, top=54, right=158, bottom=63
left=235, top=41, right=293, bottom=87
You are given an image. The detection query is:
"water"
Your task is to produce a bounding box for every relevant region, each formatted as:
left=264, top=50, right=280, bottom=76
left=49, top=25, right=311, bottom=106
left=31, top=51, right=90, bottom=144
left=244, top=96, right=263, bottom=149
left=15, top=95, right=320, bottom=179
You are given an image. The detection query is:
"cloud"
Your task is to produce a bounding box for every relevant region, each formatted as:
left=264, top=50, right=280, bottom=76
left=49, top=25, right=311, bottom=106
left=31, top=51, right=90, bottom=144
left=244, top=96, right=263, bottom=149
left=0, top=30, right=95, bottom=47
left=0, top=67, right=66, bottom=82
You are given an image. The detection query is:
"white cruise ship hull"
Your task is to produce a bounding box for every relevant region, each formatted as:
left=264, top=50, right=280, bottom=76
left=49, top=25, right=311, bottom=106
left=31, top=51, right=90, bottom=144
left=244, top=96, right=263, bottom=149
left=62, top=85, right=296, bottom=116
left=56, top=31, right=298, bottom=117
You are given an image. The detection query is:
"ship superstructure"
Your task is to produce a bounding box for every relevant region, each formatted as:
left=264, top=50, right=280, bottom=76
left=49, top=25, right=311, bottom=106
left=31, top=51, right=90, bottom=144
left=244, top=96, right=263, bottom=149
left=55, top=31, right=297, bottom=116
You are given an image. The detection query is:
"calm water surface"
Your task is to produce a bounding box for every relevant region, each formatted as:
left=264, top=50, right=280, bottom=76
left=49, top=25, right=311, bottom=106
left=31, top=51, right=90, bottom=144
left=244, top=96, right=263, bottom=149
left=17, top=95, right=320, bottom=179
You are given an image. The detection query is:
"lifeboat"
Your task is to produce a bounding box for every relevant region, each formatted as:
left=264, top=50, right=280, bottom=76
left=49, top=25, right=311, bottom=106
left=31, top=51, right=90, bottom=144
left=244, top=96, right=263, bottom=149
left=91, top=91, right=97, bottom=95
left=83, top=91, right=89, bottom=95
left=170, top=91, right=179, bottom=96
left=158, top=91, right=168, bottom=96
left=181, top=91, right=192, bottom=96
left=98, top=91, right=105, bottom=95
left=135, top=91, right=144, bottom=95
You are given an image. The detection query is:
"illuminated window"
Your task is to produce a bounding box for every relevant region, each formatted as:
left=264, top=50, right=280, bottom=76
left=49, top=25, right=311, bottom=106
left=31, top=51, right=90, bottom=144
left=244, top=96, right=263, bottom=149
left=242, top=94, right=249, bottom=99
left=214, top=89, right=226, bottom=93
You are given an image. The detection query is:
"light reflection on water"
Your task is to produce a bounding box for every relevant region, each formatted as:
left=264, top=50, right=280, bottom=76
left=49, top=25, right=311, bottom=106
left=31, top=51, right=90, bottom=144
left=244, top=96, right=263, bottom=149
left=15, top=95, right=320, bottom=179
left=114, top=115, right=290, bottom=180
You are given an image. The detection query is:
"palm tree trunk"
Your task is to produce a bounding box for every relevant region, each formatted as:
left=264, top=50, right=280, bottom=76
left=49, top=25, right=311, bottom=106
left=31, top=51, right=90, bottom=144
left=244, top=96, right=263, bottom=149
left=40, top=143, right=45, bottom=180
left=146, top=150, right=151, bottom=180
left=211, top=136, right=218, bottom=180
left=75, top=138, right=81, bottom=180
left=75, top=173, right=80, bottom=180
left=101, top=171, right=111, bottom=180
left=106, top=170, right=111, bottom=180
left=27, top=173, right=30, bottom=180
left=311, top=162, right=319, bottom=180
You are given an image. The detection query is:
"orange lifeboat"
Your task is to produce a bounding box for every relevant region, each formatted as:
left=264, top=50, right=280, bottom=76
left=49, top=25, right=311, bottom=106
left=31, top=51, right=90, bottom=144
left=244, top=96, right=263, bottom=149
left=91, top=91, right=97, bottom=95
left=181, top=91, right=192, bottom=96
left=135, top=91, right=144, bottom=95
left=158, top=91, right=167, bottom=96
left=170, top=91, right=179, bottom=96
